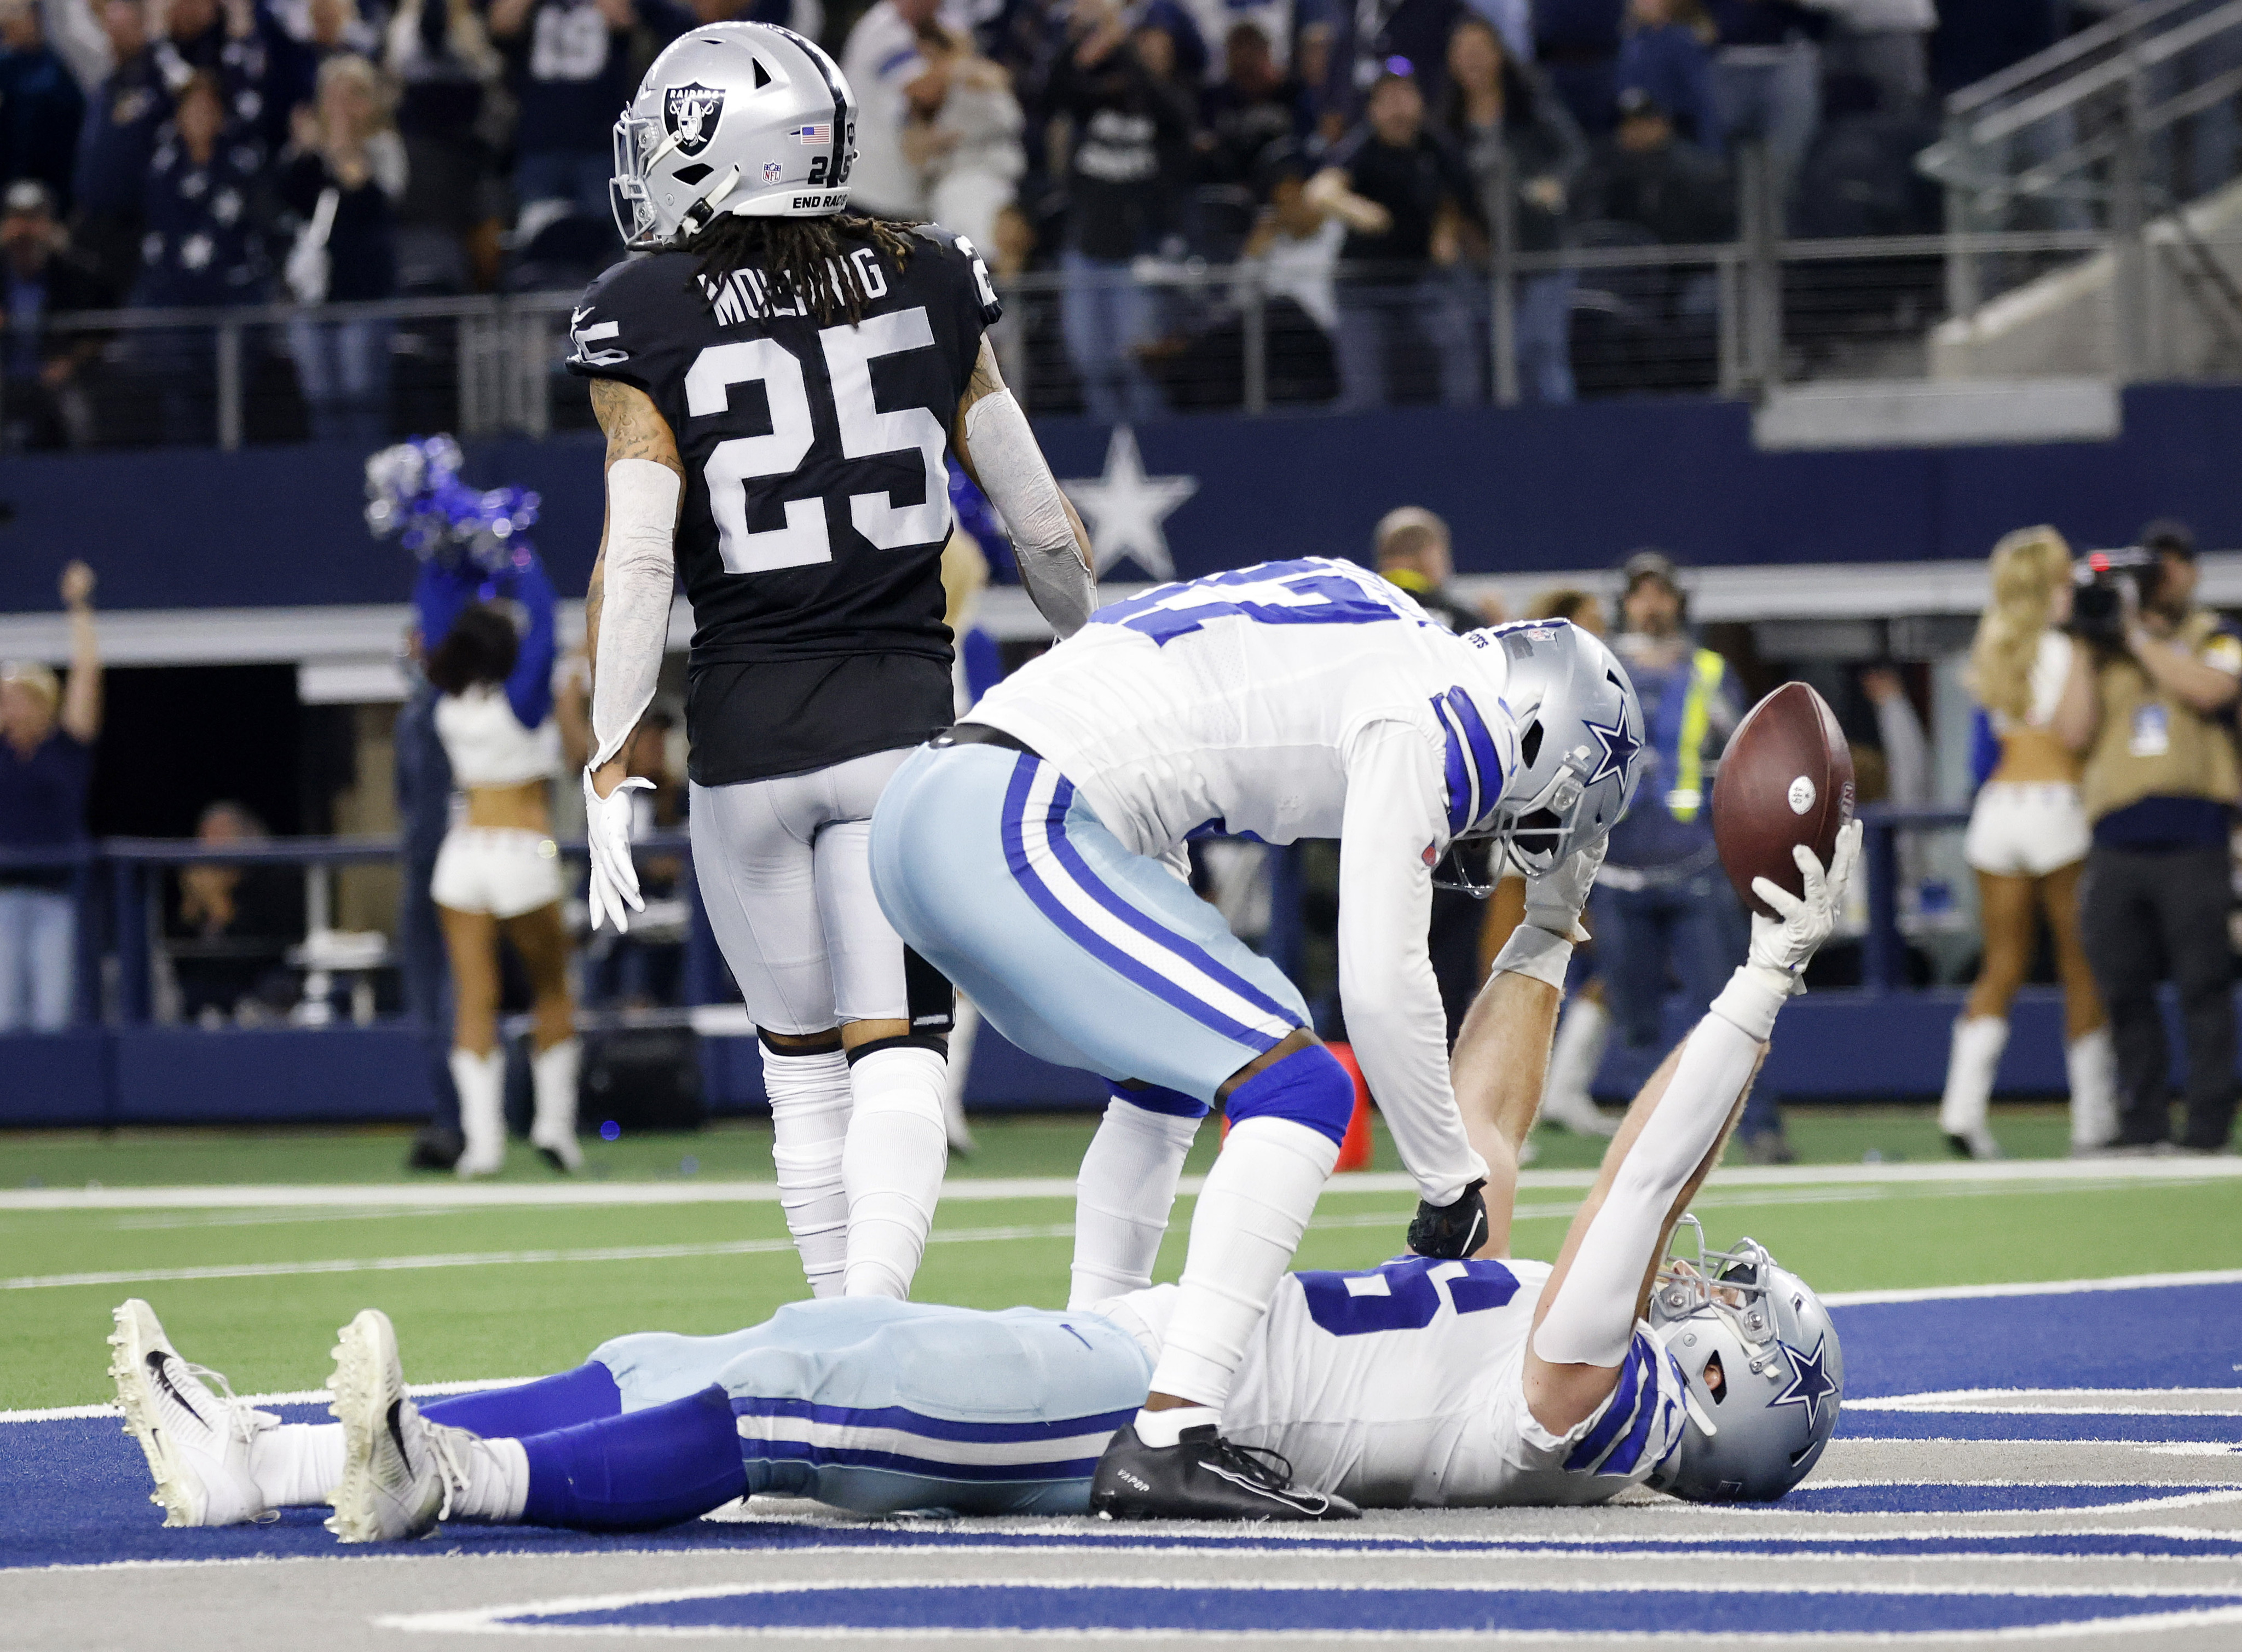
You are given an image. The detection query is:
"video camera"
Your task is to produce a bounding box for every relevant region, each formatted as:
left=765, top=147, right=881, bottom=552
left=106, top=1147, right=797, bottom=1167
left=2070, top=546, right=2161, bottom=650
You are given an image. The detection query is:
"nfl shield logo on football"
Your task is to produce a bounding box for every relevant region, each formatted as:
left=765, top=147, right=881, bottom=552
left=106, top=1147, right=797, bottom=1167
left=761, top=159, right=783, bottom=184
left=664, top=82, right=725, bottom=157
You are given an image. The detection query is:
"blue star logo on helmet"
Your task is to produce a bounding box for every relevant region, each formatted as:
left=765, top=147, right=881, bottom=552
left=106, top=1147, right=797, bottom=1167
left=1767, top=1335, right=1837, bottom=1428
left=665, top=82, right=725, bottom=157
left=1581, top=709, right=1640, bottom=788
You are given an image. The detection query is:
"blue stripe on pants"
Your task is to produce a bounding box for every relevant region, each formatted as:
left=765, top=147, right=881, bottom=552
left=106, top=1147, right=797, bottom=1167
left=869, top=741, right=1309, bottom=1101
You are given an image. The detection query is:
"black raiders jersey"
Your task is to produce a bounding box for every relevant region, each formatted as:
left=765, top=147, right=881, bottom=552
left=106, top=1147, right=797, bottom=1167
left=565, top=225, right=1001, bottom=784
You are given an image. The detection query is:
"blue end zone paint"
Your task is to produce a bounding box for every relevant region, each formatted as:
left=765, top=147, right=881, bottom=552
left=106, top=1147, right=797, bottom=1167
left=1830, top=1282, right=2242, bottom=1399
left=519, top=1584, right=2242, bottom=1637
left=7, top=1280, right=2238, bottom=1572
left=1841, top=1412, right=2242, bottom=1443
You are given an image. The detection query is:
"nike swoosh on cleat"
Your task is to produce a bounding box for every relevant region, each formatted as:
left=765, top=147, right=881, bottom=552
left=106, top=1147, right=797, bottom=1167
left=1199, top=1462, right=1328, bottom=1514
left=385, top=1399, right=409, bottom=1468
left=148, top=1353, right=205, bottom=1427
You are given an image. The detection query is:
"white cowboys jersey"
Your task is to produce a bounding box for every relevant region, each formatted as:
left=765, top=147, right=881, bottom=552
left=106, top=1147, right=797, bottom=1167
left=1164, top=1256, right=1690, bottom=1507
left=970, top=557, right=1522, bottom=1205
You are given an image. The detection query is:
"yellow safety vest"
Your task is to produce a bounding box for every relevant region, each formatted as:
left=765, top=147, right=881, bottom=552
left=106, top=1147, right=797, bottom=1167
left=1664, top=648, right=1727, bottom=823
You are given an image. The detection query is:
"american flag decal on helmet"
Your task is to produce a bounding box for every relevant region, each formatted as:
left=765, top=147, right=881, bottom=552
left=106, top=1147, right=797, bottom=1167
left=789, top=123, right=831, bottom=144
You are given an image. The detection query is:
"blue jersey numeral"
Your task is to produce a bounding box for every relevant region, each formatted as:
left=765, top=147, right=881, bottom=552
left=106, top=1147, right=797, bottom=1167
left=1297, top=1256, right=1521, bottom=1337
left=1095, top=560, right=1413, bottom=646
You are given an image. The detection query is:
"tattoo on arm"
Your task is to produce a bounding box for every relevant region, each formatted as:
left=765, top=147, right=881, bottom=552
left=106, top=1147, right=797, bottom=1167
left=589, top=378, right=686, bottom=476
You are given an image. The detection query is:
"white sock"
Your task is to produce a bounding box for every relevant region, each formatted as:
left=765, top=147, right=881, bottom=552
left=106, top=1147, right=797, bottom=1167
left=2066, top=1025, right=2118, bottom=1150
left=249, top=1421, right=345, bottom=1506
left=942, top=998, right=980, bottom=1153
left=441, top=1432, right=530, bottom=1523
left=762, top=1044, right=853, bottom=1297
left=1132, top=1402, right=1220, bottom=1448
left=451, top=1047, right=506, bottom=1176
left=842, top=1045, right=951, bottom=1299
left=529, top=1037, right=581, bottom=1166
left=1939, top=1016, right=2008, bottom=1137
left=1148, top=1116, right=1337, bottom=1410
left=1068, top=1096, right=1203, bottom=1310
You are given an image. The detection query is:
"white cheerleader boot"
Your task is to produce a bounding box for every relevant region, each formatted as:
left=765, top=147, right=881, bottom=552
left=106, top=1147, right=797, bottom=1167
left=1539, top=998, right=1617, bottom=1136
left=529, top=1037, right=582, bottom=1173
left=2066, top=1025, right=2119, bottom=1154
left=1939, top=1016, right=2008, bottom=1160
left=450, top=1048, right=507, bottom=1179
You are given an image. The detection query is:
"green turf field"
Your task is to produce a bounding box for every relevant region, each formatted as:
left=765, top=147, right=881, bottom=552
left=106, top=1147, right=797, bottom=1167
left=5, top=1107, right=2238, bottom=1411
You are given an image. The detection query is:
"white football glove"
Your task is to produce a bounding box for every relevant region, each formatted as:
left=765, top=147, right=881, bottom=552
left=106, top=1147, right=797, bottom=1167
left=1522, top=833, right=1608, bottom=943
left=583, top=768, right=652, bottom=934
left=1746, top=817, right=1863, bottom=983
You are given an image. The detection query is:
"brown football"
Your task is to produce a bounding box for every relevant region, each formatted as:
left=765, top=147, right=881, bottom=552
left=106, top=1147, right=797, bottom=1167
left=1711, top=681, right=1856, bottom=918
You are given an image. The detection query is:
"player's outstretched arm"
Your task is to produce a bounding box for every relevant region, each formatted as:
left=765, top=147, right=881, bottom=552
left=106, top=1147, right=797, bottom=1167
left=953, top=339, right=1097, bottom=638
left=1521, top=823, right=1860, bottom=1436
left=582, top=378, right=685, bottom=932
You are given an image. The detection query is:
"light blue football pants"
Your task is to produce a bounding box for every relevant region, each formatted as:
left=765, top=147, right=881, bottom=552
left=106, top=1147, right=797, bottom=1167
left=592, top=1297, right=1155, bottom=1515
left=868, top=742, right=1311, bottom=1101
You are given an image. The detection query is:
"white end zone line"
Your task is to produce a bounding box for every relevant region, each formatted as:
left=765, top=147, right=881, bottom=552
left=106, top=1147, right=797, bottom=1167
left=5, top=1155, right=2239, bottom=1213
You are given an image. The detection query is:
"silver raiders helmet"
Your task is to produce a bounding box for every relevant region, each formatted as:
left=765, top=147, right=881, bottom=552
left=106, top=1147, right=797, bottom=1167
left=1648, top=1221, right=1844, bottom=1503
left=611, top=21, right=858, bottom=249
left=1468, top=618, right=1646, bottom=876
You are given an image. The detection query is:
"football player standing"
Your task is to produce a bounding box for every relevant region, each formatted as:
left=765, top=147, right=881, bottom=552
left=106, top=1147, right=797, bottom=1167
left=564, top=22, right=1097, bottom=1301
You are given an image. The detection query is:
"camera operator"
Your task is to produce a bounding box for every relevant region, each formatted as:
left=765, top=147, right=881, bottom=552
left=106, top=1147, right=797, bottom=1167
left=2054, top=519, right=2242, bottom=1153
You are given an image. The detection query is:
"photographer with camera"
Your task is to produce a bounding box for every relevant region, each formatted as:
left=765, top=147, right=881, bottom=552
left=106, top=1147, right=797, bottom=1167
left=2054, top=519, right=2242, bottom=1154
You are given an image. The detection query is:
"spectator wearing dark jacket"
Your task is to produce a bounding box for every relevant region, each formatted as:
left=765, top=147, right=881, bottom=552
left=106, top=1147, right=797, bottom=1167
left=1199, top=21, right=1310, bottom=187
left=70, top=0, right=173, bottom=291
left=0, top=0, right=88, bottom=209
left=1442, top=15, right=1586, bottom=403
left=1576, top=85, right=1732, bottom=246
left=488, top=0, right=692, bottom=221
left=1, top=180, right=113, bottom=450
left=1048, top=0, right=1198, bottom=424
left=281, top=52, right=405, bottom=442
left=1320, top=0, right=1469, bottom=136
left=1308, top=67, right=1482, bottom=411
left=1616, top=0, right=1719, bottom=149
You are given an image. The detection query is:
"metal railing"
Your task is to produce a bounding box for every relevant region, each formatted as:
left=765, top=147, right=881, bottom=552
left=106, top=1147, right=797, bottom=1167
left=1920, top=0, right=2242, bottom=359
left=4, top=815, right=1950, bottom=1037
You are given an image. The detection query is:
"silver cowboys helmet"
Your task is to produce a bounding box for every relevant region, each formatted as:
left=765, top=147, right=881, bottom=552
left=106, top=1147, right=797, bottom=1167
left=611, top=22, right=858, bottom=249
left=1648, top=1221, right=1844, bottom=1503
left=1468, top=619, right=1646, bottom=876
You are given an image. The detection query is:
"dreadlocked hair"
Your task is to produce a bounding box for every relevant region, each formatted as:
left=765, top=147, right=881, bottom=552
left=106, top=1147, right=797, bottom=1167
left=684, top=212, right=923, bottom=325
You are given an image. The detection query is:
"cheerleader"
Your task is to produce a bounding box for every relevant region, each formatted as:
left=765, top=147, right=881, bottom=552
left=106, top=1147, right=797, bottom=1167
left=1941, top=528, right=2114, bottom=1159
left=425, top=599, right=581, bottom=1176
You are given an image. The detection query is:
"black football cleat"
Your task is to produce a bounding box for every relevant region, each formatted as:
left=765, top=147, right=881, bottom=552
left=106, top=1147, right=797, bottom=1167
left=1089, top=1424, right=1359, bottom=1522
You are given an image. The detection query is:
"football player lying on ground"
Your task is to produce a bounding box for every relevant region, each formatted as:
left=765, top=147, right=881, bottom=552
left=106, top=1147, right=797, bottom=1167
left=109, top=823, right=1858, bottom=1537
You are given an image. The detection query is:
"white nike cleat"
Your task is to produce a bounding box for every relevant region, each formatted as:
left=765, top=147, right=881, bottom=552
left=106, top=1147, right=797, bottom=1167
left=108, top=1298, right=274, bottom=1528
left=324, top=1308, right=472, bottom=1543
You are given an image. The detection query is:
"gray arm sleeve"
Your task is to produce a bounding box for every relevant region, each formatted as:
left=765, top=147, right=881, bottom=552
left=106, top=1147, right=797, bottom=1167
left=589, top=458, right=681, bottom=772
left=961, top=388, right=1096, bottom=638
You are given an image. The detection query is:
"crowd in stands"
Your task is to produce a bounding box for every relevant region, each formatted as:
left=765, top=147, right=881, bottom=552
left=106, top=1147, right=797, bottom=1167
left=0, top=0, right=2099, bottom=441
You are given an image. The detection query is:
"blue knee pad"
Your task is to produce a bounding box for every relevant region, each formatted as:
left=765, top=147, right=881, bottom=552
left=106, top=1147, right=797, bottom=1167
left=1114, top=1082, right=1209, bottom=1119
left=520, top=1384, right=746, bottom=1532
left=1223, top=1045, right=1355, bottom=1145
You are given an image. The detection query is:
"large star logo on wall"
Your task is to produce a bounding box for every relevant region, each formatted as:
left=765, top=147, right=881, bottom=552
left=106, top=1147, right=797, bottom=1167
left=1767, top=1335, right=1839, bottom=1430
left=1062, top=426, right=1198, bottom=580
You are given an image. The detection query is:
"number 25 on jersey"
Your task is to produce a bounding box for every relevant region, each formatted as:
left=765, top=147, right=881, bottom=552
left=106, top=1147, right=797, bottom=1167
left=684, top=305, right=950, bottom=576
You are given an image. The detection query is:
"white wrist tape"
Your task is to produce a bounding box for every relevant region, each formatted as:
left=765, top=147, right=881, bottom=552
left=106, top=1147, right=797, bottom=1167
left=590, top=458, right=681, bottom=771
left=962, top=388, right=1095, bottom=637
left=1531, top=1009, right=1763, bottom=1367
left=1492, top=923, right=1573, bottom=991
left=1709, top=963, right=1794, bottom=1044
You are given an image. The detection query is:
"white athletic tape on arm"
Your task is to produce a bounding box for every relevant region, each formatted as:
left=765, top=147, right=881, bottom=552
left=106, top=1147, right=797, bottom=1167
left=590, top=457, right=681, bottom=771
left=962, top=388, right=1095, bottom=638
left=1492, top=923, right=1574, bottom=991
left=1530, top=1009, right=1765, bottom=1368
